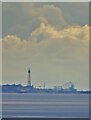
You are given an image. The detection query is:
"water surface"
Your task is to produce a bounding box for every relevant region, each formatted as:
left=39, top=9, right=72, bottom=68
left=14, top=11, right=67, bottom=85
left=2, top=93, right=89, bottom=118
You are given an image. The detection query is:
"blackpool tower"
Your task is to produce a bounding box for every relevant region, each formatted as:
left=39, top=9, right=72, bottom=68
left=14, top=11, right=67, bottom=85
left=27, top=68, right=31, bottom=86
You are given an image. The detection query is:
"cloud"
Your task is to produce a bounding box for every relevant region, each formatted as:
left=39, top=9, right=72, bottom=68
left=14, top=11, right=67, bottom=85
left=31, top=23, right=89, bottom=45
left=2, top=3, right=68, bottom=39
left=23, top=3, right=67, bottom=28
left=2, top=24, right=89, bottom=68
left=2, top=2, right=89, bottom=40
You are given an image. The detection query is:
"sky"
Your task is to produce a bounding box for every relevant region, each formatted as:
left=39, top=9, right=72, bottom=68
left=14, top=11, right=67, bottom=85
left=1, top=2, right=89, bottom=90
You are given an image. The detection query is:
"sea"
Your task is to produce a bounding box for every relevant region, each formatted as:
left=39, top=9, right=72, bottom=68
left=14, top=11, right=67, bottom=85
left=1, top=93, right=90, bottom=118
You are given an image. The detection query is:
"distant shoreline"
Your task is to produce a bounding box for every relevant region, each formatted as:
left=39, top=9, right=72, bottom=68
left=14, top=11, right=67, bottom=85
left=0, top=84, right=90, bottom=94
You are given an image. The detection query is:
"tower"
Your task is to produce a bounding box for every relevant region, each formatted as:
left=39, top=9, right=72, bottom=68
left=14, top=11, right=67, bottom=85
left=27, top=68, right=31, bottom=86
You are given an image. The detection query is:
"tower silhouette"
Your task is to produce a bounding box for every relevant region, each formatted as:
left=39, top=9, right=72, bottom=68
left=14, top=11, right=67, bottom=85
left=27, top=69, right=31, bottom=86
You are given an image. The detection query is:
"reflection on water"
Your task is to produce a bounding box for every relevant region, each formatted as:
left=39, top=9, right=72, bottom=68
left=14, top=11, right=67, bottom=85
left=2, top=93, right=89, bottom=118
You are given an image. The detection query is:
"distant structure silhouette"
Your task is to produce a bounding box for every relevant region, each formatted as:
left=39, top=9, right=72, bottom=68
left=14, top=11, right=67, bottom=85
left=28, top=68, right=31, bottom=86
left=2, top=68, right=85, bottom=93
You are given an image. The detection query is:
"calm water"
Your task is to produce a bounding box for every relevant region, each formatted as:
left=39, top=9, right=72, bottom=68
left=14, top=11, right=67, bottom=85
left=2, top=93, right=89, bottom=118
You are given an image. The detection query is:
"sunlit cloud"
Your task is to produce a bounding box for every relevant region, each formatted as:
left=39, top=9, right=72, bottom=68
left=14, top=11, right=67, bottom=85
left=2, top=24, right=89, bottom=68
